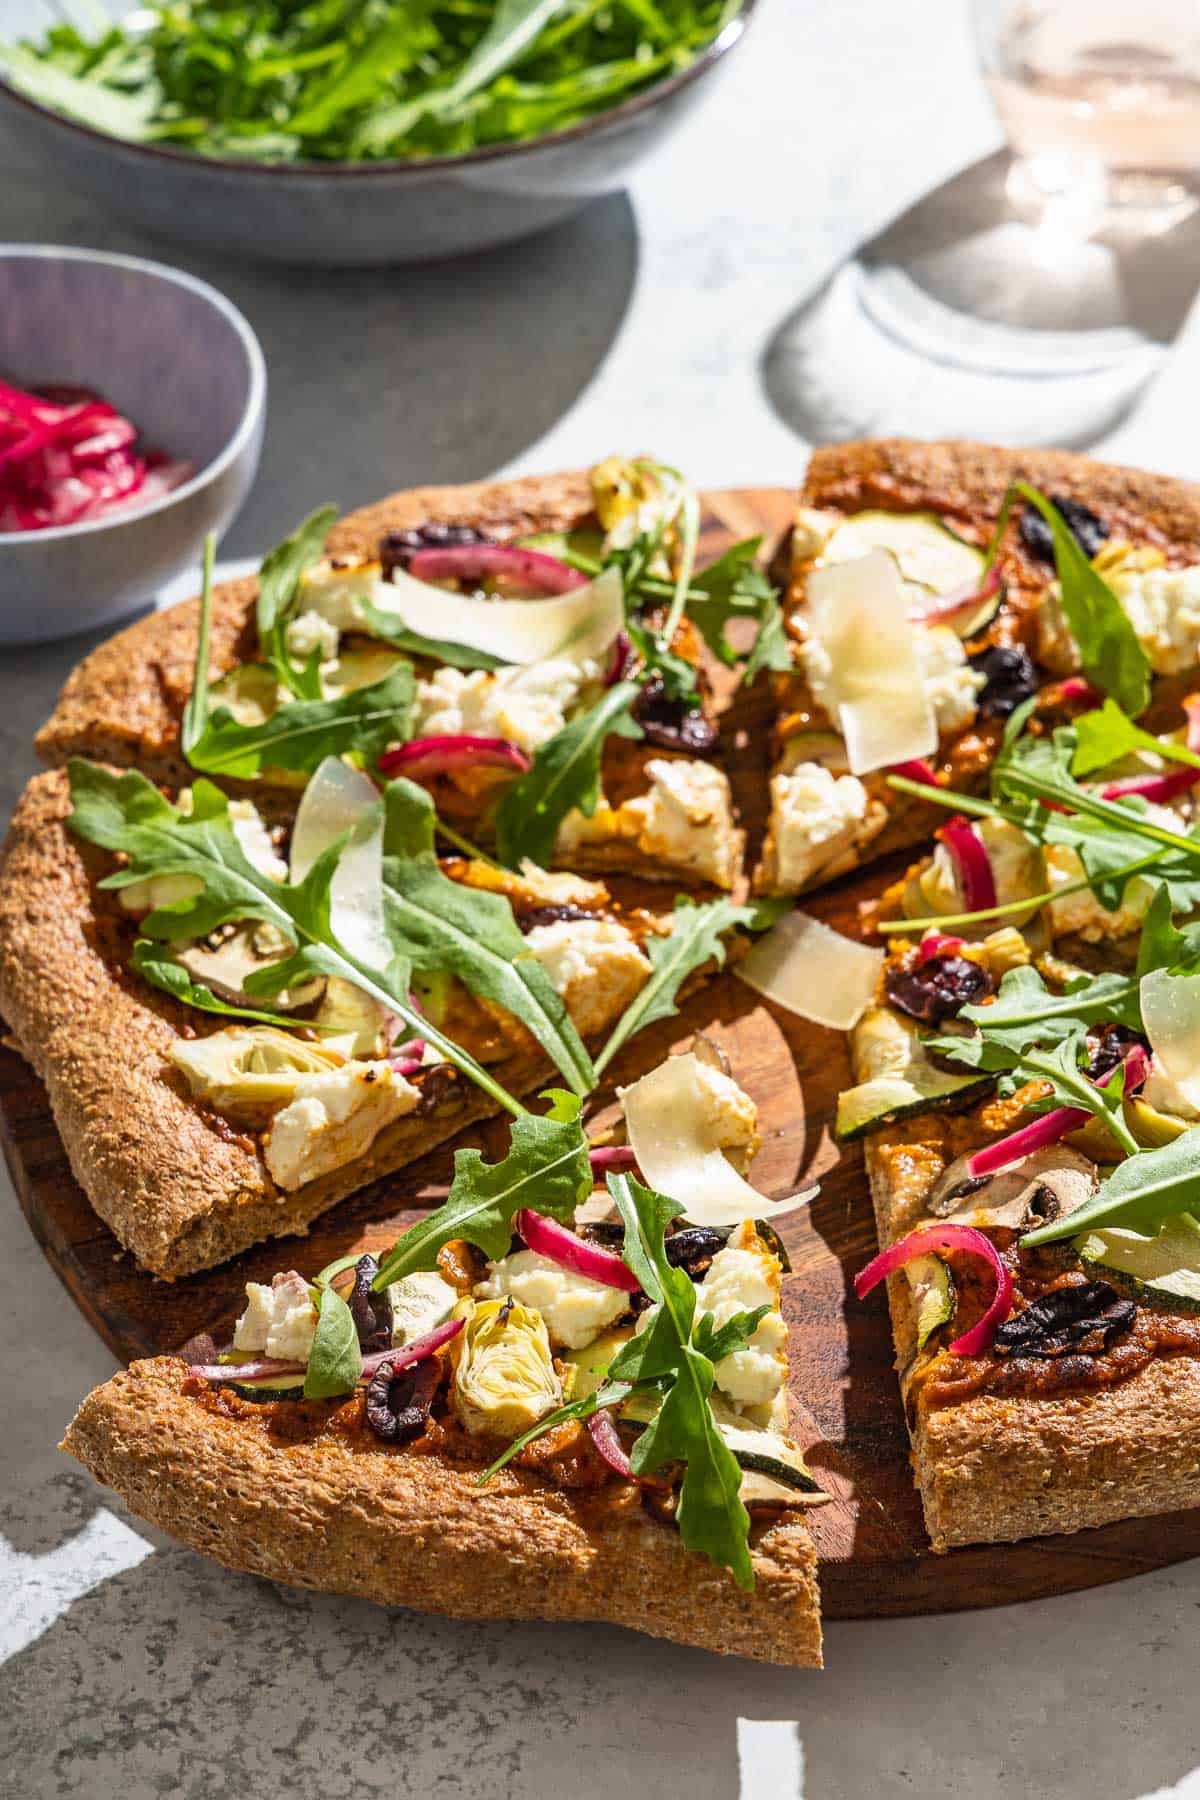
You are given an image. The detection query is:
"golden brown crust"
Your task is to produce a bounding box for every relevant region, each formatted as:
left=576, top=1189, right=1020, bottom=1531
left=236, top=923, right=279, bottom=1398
left=0, top=770, right=560, bottom=1278
left=35, top=471, right=595, bottom=785
left=62, top=1357, right=823, bottom=1666
left=860, top=1132, right=1200, bottom=1550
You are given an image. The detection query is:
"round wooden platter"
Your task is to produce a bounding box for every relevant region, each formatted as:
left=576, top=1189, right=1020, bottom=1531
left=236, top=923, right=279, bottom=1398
left=5, top=484, right=1200, bottom=1621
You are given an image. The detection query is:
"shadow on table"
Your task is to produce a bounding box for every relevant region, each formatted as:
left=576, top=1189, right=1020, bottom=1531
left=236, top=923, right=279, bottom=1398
left=8, top=1473, right=1200, bottom=1800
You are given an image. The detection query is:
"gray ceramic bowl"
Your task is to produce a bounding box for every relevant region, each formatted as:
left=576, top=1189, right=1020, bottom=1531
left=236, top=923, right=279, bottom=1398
left=0, top=5, right=756, bottom=267
left=0, top=247, right=265, bottom=646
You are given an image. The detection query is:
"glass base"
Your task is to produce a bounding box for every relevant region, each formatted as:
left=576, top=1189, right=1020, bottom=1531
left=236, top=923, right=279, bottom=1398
left=764, top=150, right=1198, bottom=449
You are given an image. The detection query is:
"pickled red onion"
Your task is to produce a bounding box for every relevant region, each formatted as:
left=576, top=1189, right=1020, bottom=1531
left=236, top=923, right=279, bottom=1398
left=966, top=1044, right=1149, bottom=1180
left=1099, top=697, right=1200, bottom=806
left=909, top=566, right=1000, bottom=625
left=0, top=377, right=189, bottom=533
left=855, top=1222, right=1012, bottom=1357
left=515, top=1208, right=640, bottom=1292
left=940, top=819, right=996, bottom=914
left=917, top=932, right=965, bottom=964
left=890, top=759, right=938, bottom=786
left=587, top=1408, right=636, bottom=1478
left=379, top=735, right=530, bottom=781
left=407, top=543, right=588, bottom=593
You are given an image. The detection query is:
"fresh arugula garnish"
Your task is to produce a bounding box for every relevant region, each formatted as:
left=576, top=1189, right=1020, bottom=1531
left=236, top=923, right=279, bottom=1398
left=684, top=538, right=791, bottom=682
left=493, top=679, right=642, bottom=870
left=304, top=1283, right=363, bottom=1399
left=606, top=1172, right=759, bottom=1590
left=381, top=779, right=594, bottom=1095
left=953, top=962, right=1145, bottom=1041
left=67, top=761, right=523, bottom=1119
left=477, top=1379, right=636, bottom=1480
left=256, top=505, right=339, bottom=700
left=370, top=1090, right=591, bottom=1289
left=1015, top=484, right=1150, bottom=717
left=181, top=532, right=217, bottom=759
left=593, top=895, right=757, bottom=1079
left=185, top=666, right=415, bottom=781
left=1023, top=1127, right=1200, bottom=1247
left=626, top=620, right=701, bottom=706
left=1072, top=696, right=1200, bottom=780
left=128, top=939, right=337, bottom=1032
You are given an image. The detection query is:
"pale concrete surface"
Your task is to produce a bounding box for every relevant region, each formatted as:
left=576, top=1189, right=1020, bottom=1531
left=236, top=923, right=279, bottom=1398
left=4, top=1, right=1200, bottom=1794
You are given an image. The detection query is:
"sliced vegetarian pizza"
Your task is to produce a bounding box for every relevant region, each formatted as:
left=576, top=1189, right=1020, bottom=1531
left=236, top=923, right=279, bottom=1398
left=61, top=1051, right=825, bottom=1665
left=756, top=439, right=1200, bottom=897
left=0, top=753, right=764, bottom=1277
left=36, top=459, right=784, bottom=891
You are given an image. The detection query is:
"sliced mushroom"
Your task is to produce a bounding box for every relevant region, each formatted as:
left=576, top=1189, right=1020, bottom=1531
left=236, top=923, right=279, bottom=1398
left=171, top=921, right=325, bottom=1013
left=926, top=1144, right=1097, bottom=1232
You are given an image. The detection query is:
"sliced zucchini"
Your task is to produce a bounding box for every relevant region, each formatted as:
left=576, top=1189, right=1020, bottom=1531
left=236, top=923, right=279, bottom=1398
left=209, top=661, right=279, bottom=727
left=223, top=1372, right=307, bottom=1402
left=322, top=646, right=408, bottom=697
left=905, top=1253, right=956, bottom=1349
left=778, top=727, right=849, bottom=775
left=819, top=511, right=989, bottom=634
left=1078, top=1214, right=1200, bottom=1312
left=715, top=1420, right=827, bottom=1499
left=836, top=1008, right=993, bottom=1143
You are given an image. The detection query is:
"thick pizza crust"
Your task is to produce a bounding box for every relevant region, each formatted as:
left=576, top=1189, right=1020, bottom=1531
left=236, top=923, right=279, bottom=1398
left=0, top=769, right=559, bottom=1278
left=861, top=1131, right=1200, bottom=1551
left=35, top=470, right=595, bottom=786
left=62, top=1357, right=823, bottom=1666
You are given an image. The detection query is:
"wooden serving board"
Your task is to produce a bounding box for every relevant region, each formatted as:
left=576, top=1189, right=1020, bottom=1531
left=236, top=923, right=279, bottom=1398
left=7, top=486, right=1200, bottom=1620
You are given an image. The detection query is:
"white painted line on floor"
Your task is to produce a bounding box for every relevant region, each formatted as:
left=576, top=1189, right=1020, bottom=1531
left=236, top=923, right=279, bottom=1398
left=737, top=1719, right=804, bottom=1800
left=0, top=1509, right=154, bottom=1661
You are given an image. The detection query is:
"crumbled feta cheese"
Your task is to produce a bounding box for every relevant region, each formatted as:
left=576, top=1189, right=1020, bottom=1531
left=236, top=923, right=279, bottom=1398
left=694, top=1225, right=786, bottom=1410
left=690, top=1059, right=760, bottom=1172
left=228, top=800, right=288, bottom=883
left=387, top=1270, right=459, bottom=1346
left=917, top=625, right=985, bottom=735
left=767, top=761, right=868, bottom=893
left=233, top=1270, right=318, bottom=1362
left=1039, top=563, right=1200, bottom=678
left=285, top=608, right=341, bottom=668
left=1044, top=845, right=1155, bottom=943
left=412, top=658, right=601, bottom=756
left=627, top=758, right=743, bottom=888
left=523, top=917, right=651, bottom=1037
left=515, top=861, right=606, bottom=905
left=264, top=1061, right=420, bottom=1191
left=475, top=1250, right=631, bottom=1349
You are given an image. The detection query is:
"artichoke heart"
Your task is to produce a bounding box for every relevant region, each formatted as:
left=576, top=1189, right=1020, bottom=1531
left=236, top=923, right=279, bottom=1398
left=591, top=456, right=677, bottom=563
left=313, top=976, right=387, bottom=1058
left=450, top=1297, right=562, bottom=1440
left=169, top=1025, right=347, bottom=1123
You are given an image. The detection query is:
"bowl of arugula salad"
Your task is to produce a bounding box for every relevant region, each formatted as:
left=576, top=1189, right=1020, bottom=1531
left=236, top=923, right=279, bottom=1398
left=0, top=0, right=756, bottom=266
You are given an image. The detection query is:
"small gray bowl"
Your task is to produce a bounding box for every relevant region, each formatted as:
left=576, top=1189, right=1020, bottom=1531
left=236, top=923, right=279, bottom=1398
left=0, top=247, right=265, bottom=646
left=0, top=4, right=756, bottom=266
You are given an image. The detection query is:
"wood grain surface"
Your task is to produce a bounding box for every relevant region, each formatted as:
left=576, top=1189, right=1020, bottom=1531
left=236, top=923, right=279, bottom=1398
left=7, top=486, right=1200, bottom=1619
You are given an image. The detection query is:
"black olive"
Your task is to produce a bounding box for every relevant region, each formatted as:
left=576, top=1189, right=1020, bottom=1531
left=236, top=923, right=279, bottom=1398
left=379, top=522, right=494, bottom=577
left=631, top=676, right=718, bottom=755
left=578, top=1220, right=627, bottom=1251
left=1084, top=1023, right=1147, bottom=1083
left=664, top=1224, right=733, bottom=1281
left=516, top=903, right=599, bottom=933
left=967, top=644, right=1040, bottom=720
left=885, top=953, right=995, bottom=1027
left=993, top=1281, right=1135, bottom=1359
left=348, top=1254, right=393, bottom=1352
left=1018, top=495, right=1109, bottom=565
left=364, top=1357, right=442, bottom=1442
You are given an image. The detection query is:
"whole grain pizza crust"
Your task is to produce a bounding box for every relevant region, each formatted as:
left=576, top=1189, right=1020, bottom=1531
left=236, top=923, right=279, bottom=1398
left=62, top=1356, right=824, bottom=1666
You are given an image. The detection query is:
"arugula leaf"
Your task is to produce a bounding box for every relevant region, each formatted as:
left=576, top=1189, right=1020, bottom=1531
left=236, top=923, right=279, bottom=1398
left=1072, top=696, right=1200, bottom=780
left=181, top=532, right=216, bottom=757
left=370, top=1090, right=591, bottom=1288
left=185, top=665, right=415, bottom=780
left=607, top=1172, right=755, bottom=1590
left=1137, top=883, right=1200, bottom=979
left=129, top=938, right=333, bottom=1030
left=493, top=679, right=642, bottom=870
left=692, top=1306, right=771, bottom=1364
left=478, top=1379, right=635, bottom=1482
left=67, top=760, right=521, bottom=1118
left=304, top=1283, right=363, bottom=1399
left=593, top=895, right=755, bottom=1078
left=380, top=779, right=594, bottom=1095
left=1016, top=483, right=1150, bottom=717
left=685, top=538, right=790, bottom=681
left=926, top=1020, right=1140, bottom=1156
left=1023, top=1127, right=1200, bottom=1246
left=955, top=963, right=1144, bottom=1043
left=256, top=505, right=339, bottom=701
left=626, top=620, right=701, bottom=705
left=357, top=594, right=506, bottom=673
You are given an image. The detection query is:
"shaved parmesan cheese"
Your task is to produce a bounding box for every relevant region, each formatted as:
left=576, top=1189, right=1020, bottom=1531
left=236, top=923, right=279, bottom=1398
left=290, top=757, right=391, bottom=972
left=803, top=551, right=938, bottom=775
left=736, top=910, right=883, bottom=1031
left=1141, top=968, right=1200, bottom=1115
left=619, top=1052, right=809, bottom=1227
left=368, top=564, right=624, bottom=668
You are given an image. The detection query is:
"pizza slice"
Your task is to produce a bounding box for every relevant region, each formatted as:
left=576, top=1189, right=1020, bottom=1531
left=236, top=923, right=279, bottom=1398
left=837, top=892, right=1200, bottom=1551
left=35, top=460, right=786, bottom=892
left=0, top=758, right=757, bottom=1277
left=61, top=1054, right=825, bottom=1665
left=756, top=439, right=1200, bottom=898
